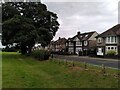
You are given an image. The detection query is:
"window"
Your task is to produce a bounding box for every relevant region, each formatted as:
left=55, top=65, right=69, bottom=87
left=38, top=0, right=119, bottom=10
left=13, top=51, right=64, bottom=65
left=69, top=42, right=73, bottom=46
left=85, top=34, right=88, bottom=37
left=111, top=36, right=114, bottom=42
left=115, top=36, right=117, bottom=43
left=97, top=38, right=102, bottom=43
left=108, top=37, right=110, bottom=42
left=84, top=41, right=88, bottom=46
left=76, top=41, right=82, bottom=46
left=106, top=46, right=118, bottom=55
left=66, top=43, right=68, bottom=46
left=106, top=36, right=117, bottom=43
left=111, top=47, right=114, bottom=50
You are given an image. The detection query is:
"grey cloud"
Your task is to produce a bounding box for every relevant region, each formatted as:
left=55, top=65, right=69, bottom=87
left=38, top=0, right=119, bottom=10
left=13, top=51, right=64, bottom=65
left=43, top=1, right=118, bottom=40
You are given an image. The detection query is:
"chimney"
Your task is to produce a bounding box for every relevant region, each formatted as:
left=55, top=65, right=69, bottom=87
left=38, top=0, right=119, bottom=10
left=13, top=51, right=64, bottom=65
left=77, top=31, right=80, bottom=35
left=59, top=37, right=61, bottom=40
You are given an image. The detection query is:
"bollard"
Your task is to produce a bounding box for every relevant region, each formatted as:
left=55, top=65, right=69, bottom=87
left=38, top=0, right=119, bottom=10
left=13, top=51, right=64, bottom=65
left=51, top=52, right=53, bottom=58
left=84, top=62, right=87, bottom=69
left=49, top=59, right=51, bottom=62
left=58, top=60, right=60, bottom=65
left=102, top=64, right=106, bottom=74
left=65, top=60, right=67, bottom=65
left=63, top=60, right=66, bottom=65
left=72, top=60, right=75, bottom=67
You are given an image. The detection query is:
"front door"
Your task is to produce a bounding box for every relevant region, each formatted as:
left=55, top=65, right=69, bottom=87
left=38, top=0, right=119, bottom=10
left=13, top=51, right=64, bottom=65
left=97, top=48, right=103, bottom=56
left=73, top=41, right=76, bottom=54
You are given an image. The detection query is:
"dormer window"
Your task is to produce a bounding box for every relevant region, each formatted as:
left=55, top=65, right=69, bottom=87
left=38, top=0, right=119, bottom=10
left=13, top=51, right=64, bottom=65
left=85, top=35, right=88, bottom=37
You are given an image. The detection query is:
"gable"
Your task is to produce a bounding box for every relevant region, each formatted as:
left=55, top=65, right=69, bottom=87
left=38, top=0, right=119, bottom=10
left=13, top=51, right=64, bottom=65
left=88, top=32, right=98, bottom=40
left=98, top=24, right=120, bottom=37
left=73, top=37, right=80, bottom=41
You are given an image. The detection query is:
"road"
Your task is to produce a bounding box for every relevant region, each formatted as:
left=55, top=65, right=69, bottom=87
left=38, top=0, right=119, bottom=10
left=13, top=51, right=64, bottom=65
left=53, top=55, right=120, bottom=69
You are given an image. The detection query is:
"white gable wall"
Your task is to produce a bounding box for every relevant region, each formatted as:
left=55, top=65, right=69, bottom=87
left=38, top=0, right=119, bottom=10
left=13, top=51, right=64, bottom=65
left=88, top=32, right=98, bottom=40
left=73, top=37, right=80, bottom=41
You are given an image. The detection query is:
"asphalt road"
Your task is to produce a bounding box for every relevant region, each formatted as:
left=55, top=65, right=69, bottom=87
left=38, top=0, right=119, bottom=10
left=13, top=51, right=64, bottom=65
left=53, top=55, right=120, bottom=69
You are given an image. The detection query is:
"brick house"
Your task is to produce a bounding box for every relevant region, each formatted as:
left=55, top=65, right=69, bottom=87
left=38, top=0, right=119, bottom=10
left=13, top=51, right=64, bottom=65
left=48, top=37, right=67, bottom=52
left=48, top=41, right=55, bottom=51
left=66, top=31, right=98, bottom=55
left=96, top=24, right=120, bottom=57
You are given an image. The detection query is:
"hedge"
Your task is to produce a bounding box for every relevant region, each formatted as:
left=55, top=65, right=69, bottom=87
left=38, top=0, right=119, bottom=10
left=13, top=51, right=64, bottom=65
left=107, top=50, right=117, bottom=56
left=32, top=50, right=50, bottom=60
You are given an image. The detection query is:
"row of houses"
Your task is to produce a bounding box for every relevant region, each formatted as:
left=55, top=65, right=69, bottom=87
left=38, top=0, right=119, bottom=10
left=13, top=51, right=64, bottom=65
left=49, top=37, right=67, bottom=52
left=48, top=24, right=120, bottom=57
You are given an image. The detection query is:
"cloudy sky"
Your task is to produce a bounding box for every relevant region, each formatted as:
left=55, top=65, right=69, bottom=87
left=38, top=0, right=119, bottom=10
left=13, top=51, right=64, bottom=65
left=42, top=0, right=119, bottom=40
left=0, top=0, right=119, bottom=48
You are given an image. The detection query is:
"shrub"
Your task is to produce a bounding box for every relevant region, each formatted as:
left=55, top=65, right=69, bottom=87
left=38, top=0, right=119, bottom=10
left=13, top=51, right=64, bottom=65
left=107, top=50, right=117, bottom=56
left=32, top=50, right=50, bottom=60
left=2, top=47, right=18, bottom=52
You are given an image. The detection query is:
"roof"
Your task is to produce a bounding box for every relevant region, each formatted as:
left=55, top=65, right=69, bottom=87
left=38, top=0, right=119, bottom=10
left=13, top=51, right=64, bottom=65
left=50, top=38, right=67, bottom=45
left=80, top=31, right=96, bottom=40
left=69, top=31, right=96, bottom=41
left=54, top=38, right=67, bottom=45
left=97, top=24, right=120, bottom=37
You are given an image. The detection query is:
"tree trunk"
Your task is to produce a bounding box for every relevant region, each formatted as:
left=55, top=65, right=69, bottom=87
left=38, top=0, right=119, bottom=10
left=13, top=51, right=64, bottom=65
left=28, top=46, right=32, bottom=55
left=20, top=45, right=27, bottom=54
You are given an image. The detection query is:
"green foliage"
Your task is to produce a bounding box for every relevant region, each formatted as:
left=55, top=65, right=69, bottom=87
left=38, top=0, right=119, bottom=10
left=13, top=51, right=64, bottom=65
left=2, top=2, right=59, bottom=54
left=107, top=50, right=117, bottom=55
left=32, top=50, right=50, bottom=60
left=2, top=52, right=119, bottom=88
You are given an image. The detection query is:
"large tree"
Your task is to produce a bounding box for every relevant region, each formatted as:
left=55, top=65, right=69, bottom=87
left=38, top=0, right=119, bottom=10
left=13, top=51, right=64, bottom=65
left=2, top=2, right=59, bottom=54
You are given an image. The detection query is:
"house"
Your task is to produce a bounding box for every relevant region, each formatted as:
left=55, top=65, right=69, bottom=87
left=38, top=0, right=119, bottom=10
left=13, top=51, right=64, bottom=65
left=48, top=41, right=56, bottom=51
left=96, top=24, right=120, bottom=57
left=48, top=37, right=67, bottom=52
left=66, top=31, right=98, bottom=55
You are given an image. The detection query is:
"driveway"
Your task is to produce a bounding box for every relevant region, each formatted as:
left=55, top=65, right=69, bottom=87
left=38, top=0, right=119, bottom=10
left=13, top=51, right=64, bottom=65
left=53, top=55, right=120, bottom=69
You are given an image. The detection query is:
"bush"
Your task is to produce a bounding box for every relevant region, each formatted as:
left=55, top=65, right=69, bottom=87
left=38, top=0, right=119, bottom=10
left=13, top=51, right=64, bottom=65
left=107, top=50, right=116, bottom=56
left=32, top=50, right=50, bottom=60
left=2, top=47, right=18, bottom=52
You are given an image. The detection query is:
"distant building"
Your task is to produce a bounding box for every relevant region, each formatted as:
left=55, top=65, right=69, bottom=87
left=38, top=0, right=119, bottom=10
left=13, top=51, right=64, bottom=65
left=66, top=31, right=98, bottom=55
left=48, top=41, right=55, bottom=51
left=96, top=24, right=120, bottom=56
left=48, top=37, right=67, bottom=52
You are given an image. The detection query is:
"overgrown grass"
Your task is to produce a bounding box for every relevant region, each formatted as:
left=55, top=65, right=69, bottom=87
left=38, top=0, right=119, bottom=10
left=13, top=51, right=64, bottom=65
left=2, top=52, right=120, bottom=88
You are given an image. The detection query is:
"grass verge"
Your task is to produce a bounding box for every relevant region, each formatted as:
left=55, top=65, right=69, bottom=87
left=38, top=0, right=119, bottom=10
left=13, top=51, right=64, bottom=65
left=2, top=52, right=120, bottom=88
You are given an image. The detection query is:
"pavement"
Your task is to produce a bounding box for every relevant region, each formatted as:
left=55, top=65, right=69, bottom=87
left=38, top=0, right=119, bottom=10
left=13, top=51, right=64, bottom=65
left=67, top=55, right=119, bottom=62
left=53, top=55, right=120, bottom=69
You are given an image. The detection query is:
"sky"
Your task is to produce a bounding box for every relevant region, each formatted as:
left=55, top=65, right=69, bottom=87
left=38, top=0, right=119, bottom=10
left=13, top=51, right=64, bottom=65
left=42, top=0, right=119, bottom=40
left=0, top=0, right=119, bottom=48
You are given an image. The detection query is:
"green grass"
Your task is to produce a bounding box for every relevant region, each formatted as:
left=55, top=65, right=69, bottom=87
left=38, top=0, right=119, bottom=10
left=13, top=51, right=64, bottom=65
left=2, top=52, right=120, bottom=88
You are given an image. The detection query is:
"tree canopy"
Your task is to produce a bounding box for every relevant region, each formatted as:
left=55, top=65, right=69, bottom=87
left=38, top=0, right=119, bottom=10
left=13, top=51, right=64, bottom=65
left=2, top=2, right=59, bottom=54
